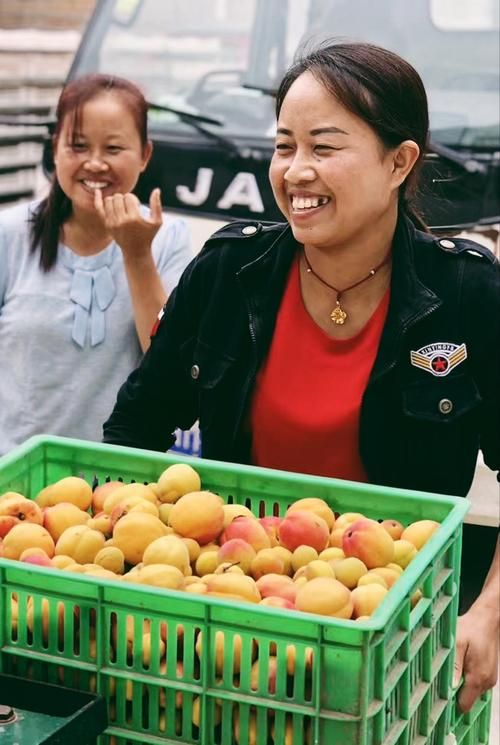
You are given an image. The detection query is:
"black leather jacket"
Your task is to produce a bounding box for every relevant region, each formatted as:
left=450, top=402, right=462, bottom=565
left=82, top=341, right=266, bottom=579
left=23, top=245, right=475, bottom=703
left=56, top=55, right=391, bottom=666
left=104, top=215, right=499, bottom=497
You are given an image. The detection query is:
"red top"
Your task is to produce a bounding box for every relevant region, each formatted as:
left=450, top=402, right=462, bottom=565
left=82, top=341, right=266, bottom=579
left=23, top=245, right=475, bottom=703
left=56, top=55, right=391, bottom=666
left=250, top=255, right=390, bottom=481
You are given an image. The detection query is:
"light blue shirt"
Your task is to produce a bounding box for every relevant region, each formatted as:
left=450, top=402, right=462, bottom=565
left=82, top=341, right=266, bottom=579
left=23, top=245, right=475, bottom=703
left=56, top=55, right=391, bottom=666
left=0, top=200, right=193, bottom=456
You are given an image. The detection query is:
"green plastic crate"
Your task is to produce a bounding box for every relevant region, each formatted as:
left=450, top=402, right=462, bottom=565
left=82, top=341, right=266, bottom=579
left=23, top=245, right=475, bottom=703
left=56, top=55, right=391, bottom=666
left=450, top=690, right=492, bottom=744
left=0, top=436, right=470, bottom=745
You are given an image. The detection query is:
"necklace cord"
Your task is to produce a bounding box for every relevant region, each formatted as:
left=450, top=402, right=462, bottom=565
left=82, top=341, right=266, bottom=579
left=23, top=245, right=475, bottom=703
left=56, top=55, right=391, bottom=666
left=302, top=248, right=392, bottom=301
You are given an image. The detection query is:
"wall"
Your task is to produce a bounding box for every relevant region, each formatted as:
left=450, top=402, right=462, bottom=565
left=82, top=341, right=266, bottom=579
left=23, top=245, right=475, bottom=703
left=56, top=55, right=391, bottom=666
left=0, top=0, right=96, bottom=30
left=0, top=1, right=97, bottom=204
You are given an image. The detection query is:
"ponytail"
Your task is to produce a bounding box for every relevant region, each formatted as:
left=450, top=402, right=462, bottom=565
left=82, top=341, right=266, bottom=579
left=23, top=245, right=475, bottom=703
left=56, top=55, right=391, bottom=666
left=30, top=177, right=72, bottom=271
left=399, top=194, right=430, bottom=233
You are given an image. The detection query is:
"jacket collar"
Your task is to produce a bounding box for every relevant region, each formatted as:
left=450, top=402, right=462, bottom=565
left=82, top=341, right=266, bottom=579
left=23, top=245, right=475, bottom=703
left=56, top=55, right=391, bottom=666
left=236, top=224, right=297, bottom=361
left=237, top=222, right=297, bottom=289
left=236, top=214, right=442, bottom=374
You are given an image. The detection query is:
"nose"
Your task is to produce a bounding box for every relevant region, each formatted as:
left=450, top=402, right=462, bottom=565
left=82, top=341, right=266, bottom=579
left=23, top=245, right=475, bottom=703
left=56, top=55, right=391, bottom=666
left=284, top=151, right=316, bottom=185
left=84, top=151, right=109, bottom=171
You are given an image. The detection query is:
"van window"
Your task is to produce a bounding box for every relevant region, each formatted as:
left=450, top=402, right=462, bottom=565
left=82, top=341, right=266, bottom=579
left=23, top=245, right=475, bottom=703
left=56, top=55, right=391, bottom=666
left=430, top=0, right=499, bottom=31
left=73, top=0, right=499, bottom=148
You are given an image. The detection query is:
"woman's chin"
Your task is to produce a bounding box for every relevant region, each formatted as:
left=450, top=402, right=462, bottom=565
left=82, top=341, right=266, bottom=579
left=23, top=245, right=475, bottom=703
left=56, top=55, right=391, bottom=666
left=290, top=220, right=328, bottom=244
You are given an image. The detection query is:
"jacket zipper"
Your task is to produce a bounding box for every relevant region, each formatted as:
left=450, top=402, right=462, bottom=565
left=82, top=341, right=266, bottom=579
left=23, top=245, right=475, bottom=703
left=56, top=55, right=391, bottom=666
left=229, top=230, right=295, bottom=456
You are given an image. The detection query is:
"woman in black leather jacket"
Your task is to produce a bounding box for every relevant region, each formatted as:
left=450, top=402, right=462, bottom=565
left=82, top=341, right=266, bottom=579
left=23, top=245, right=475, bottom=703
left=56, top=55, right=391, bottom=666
left=104, top=41, right=499, bottom=713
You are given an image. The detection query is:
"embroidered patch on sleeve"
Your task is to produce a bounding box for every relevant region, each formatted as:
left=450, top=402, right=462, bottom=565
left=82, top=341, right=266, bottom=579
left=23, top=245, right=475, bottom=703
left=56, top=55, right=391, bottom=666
left=150, top=306, right=165, bottom=338
left=410, top=342, right=467, bottom=377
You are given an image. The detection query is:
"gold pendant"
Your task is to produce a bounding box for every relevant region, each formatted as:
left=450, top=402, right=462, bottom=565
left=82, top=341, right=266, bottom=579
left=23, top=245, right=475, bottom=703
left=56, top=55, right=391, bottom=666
left=330, top=300, right=347, bottom=325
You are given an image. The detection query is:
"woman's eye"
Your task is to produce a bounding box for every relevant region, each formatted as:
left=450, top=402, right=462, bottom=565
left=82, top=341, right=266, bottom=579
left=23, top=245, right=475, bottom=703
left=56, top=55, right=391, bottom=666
left=314, top=144, right=341, bottom=152
left=275, top=143, right=292, bottom=152
left=107, top=146, right=123, bottom=153
left=71, top=143, right=87, bottom=152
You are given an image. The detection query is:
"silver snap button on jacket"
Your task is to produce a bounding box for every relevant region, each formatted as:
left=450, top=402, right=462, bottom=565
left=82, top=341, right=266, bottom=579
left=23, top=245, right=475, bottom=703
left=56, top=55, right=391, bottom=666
left=439, top=239, right=455, bottom=249
left=242, top=225, right=257, bottom=235
left=191, top=364, right=200, bottom=380
left=438, top=398, right=453, bottom=414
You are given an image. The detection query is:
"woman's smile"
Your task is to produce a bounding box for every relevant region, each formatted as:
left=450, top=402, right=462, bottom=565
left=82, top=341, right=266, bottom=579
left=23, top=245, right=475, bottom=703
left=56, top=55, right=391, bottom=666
left=290, top=193, right=331, bottom=212
left=289, top=192, right=332, bottom=222
left=80, top=179, right=113, bottom=193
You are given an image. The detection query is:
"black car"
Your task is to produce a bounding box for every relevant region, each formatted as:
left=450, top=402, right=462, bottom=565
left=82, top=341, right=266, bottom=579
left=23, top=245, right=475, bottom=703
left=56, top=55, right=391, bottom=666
left=42, top=0, right=500, bottom=235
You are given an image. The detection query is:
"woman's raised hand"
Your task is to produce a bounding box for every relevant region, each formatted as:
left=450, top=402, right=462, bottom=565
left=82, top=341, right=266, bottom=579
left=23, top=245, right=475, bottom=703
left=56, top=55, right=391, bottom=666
left=94, top=187, right=163, bottom=260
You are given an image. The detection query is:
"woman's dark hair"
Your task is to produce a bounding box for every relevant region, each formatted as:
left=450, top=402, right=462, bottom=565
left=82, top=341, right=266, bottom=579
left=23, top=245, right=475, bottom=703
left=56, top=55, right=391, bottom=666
left=31, top=73, right=149, bottom=271
left=275, top=41, right=430, bottom=231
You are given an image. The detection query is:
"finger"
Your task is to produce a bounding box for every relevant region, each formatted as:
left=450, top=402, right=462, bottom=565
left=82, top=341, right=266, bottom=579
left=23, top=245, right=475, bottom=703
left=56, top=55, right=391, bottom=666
left=458, top=675, right=482, bottom=713
left=103, top=195, right=117, bottom=226
left=124, top=192, right=141, bottom=218
left=453, top=643, right=465, bottom=688
left=453, top=622, right=468, bottom=688
left=457, top=636, right=483, bottom=713
left=112, top=193, right=127, bottom=223
left=149, top=188, right=163, bottom=224
left=93, top=187, right=106, bottom=220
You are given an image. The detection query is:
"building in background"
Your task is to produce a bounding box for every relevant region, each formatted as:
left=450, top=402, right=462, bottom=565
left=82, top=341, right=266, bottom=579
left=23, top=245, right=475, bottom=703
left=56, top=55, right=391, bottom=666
left=0, top=0, right=96, bottom=30
left=0, top=0, right=96, bottom=204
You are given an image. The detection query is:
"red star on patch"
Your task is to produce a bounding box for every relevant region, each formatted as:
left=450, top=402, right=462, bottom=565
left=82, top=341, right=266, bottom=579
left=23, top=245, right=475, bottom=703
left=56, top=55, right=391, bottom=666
left=432, top=356, right=448, bottom=372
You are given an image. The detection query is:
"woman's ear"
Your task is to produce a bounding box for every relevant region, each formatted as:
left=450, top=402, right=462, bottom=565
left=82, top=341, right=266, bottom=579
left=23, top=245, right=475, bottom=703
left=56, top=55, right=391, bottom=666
left=141, top=140, right=153, bottom=172
left=391, top=140, right=420, bottom=188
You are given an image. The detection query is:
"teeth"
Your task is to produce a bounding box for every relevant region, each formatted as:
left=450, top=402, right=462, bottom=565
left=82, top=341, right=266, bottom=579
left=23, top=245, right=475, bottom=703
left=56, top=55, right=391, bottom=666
left=83, top=180, right=109, bottom=189
left=291, top=196, right=328, bottom=210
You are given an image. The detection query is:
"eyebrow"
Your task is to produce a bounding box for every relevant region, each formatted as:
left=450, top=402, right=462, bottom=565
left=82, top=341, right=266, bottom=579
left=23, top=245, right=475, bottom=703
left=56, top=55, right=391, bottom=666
left=68, top=133, right=124, bottom=141
left=277, top=126, right=349, bottom=136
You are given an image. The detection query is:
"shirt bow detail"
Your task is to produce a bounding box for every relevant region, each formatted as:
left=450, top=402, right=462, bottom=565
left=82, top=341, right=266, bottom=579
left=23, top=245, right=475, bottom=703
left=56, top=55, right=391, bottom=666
left=61, top=244, right=117, bottom=348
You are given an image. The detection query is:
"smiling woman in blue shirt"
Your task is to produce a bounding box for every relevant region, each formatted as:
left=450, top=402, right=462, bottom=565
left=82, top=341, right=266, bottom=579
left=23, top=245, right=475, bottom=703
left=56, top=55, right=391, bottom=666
left=0, top=73, right=192, bottom=455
